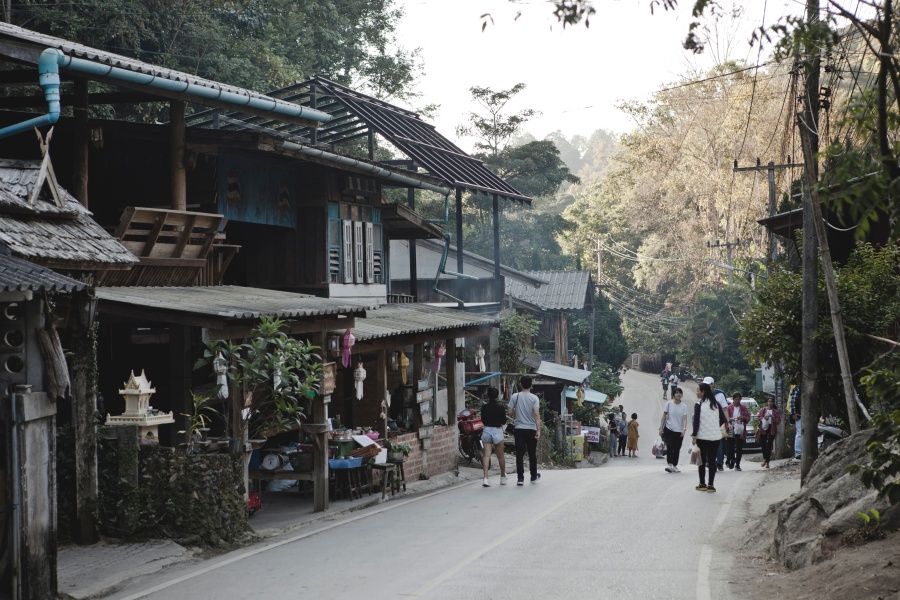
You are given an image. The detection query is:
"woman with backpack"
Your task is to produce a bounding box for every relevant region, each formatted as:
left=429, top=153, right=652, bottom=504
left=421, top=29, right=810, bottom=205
left=691, top=382, right=727, bottom=492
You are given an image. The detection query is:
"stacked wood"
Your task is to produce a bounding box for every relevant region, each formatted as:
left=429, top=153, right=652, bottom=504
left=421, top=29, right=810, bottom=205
left=347, top=444, right=381, bottom=461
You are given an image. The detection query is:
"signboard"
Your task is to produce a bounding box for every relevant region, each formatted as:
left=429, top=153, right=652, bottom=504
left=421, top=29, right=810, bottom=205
left=322, top=363, right=336, bottom=396
left=583, top=426, right=601, bottom=444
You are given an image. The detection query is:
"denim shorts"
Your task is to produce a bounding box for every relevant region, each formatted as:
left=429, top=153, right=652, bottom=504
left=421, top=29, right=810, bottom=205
left=481, top=426, right=504, bottom=444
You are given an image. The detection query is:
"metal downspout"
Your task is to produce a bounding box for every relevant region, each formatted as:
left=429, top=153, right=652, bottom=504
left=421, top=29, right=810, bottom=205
left=0, top=49, right=61, bottom=140
left=9, top=390, right=22, bottom=600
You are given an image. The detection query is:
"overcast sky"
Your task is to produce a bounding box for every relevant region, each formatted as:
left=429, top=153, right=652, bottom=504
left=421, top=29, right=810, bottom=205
left=394, top=0, right=791, bottom=151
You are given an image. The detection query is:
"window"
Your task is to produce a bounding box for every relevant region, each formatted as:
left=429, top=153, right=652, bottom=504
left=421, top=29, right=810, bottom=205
left=328, top=203, right=382, bottom=285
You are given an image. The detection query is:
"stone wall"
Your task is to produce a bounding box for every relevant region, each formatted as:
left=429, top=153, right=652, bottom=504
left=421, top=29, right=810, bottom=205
left=395, top=425, right=457, bottom=482
left=98, top=442, right=247, bottom=546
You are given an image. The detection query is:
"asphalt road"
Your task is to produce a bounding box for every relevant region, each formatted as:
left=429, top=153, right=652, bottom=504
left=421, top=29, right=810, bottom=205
left=108, top=370, right=762, bottom=600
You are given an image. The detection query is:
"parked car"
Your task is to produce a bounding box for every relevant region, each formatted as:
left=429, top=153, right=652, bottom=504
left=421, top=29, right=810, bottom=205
left=740, top=398, right=760, bottom=451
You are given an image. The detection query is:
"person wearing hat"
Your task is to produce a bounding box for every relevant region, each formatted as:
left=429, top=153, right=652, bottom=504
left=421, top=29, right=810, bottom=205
left=700, top=376, right=729, bottom=471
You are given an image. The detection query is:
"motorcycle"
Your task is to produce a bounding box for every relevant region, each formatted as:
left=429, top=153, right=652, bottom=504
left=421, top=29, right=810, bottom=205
left=457, top=408, right=484, bottom=462
left=818, top=422, right=849, bottom=451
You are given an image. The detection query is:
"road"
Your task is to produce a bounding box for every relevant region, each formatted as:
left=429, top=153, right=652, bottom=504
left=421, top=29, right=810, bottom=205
left=107, top=370, right=765, bottom=600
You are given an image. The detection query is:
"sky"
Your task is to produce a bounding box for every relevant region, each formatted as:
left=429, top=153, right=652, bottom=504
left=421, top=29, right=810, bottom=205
left=394, top=0, right=793, bottom=151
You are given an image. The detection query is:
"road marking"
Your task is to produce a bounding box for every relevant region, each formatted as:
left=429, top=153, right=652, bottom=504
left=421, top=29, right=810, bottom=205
left=697, top=544, right=712, bottom=600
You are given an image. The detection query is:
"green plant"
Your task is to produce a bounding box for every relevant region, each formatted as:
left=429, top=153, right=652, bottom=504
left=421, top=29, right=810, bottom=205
left=178, top=392, right=220, bottom=452
left=384, top=439, right=412, bottom=456
left=856, top=509, right=881, bottom=540
left=195, top=316, right=323, bottom=440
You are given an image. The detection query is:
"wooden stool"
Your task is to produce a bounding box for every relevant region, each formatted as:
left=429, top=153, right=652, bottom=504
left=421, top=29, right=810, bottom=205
left=370, top=463, right=397, bottom=499
left=387, top=459, right=406, bottom=492
left=331, top=465, right=362, bottom=500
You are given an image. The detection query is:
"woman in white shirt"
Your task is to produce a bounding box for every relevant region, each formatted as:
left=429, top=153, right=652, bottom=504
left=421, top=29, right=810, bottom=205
left=659, top=387, right=689, bottom=473
left=690, top=382, right=727, bottom=492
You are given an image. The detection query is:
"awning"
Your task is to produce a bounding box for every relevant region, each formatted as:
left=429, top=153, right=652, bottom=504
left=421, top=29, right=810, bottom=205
left=564, top=386, right=609, bottom=405
left=333, top=303, right=499, bottom=343
left=532, top=361, right=592, bottom=385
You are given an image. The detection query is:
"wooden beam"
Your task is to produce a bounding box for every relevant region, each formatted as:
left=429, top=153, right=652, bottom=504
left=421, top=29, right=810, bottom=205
left=170, top=101, right=186, bottom=211
left=446, top=337, right=459, bottom=427
left=72, top=78, right=89, bottom=207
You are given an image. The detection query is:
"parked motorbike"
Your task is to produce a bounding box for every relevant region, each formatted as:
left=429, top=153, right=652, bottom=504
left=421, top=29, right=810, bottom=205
left=457, top=408, right=484, bottom=462
left=818, top=422, right=849, bottom=451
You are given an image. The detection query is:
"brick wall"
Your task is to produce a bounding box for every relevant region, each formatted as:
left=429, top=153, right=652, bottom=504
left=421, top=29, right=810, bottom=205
left=394, top=425, right=457, bottom=482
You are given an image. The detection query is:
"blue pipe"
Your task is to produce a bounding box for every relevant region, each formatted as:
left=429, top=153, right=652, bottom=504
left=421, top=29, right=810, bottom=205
left=0, top=49, right=61, bottom=140
left=464, top=372, right=500, bottom=386
left=50, top=50, right=333, bottom=123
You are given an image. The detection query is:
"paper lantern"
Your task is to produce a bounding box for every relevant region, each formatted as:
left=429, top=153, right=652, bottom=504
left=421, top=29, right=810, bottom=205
left=354, top=362, right=366, bottom=401
left=341, top=328, right=355, bottom=368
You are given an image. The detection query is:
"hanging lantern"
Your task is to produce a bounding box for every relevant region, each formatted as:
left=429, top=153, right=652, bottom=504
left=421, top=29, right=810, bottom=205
left=389, top=351, right=399, bottom=371
left=341, top=328, right=355, bottom=368
left=433, top=341, right=445, bottom=372
left=455, top=345, right=465, bottom=363
left=213, top=351, right=229, bottom=400
left=354, top=362, right=366, bottom=401
left=423, top=342, right=434, bottom=361
left=475, top=344, right=486, bottom=373
left=576, top=388, right=584, bottom=407
left=399, top=351, right=409, bottom=385
left=327, top=335, right=340, bottom=358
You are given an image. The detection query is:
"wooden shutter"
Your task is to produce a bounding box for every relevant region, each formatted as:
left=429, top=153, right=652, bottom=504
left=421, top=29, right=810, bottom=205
left=364, top=222, right=375, bottom=283
left=353, top=221, right=364, bottom=284
left=341, top=220, right=353, bottom=283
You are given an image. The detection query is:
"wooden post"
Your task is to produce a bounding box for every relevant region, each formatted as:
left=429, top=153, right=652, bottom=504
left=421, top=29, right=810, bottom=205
left=456, top=187, right=464, bottom=274
left=408, top=187, right=418, bottom=299
left=376, top=348, right=387, bottom=431
left=446, top=337, right=459, bottom=426
left=72, top=78, right=89, bottom=207
left=170, top=100, right=186, bottom=211
left=72, top=314, right=98, bottom=544
left=798, top=0, right=821, bottom=483
left=492, top=193, right=502, bottom=303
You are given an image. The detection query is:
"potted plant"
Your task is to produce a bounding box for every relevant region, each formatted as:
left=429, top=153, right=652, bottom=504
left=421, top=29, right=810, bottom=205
left=178, top=392, right=220, bottom=453
left=384, top=438, right=412, bottom=462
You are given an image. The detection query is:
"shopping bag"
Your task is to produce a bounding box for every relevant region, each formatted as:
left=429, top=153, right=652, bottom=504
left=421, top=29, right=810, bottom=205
left=690, top=444, right=701, bottom=466
left=652, top=437, right=666, bottom=457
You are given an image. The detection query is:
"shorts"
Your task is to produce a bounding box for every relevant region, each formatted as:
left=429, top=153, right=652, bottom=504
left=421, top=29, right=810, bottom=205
left=481, top=426, right=504, bottom=444
left=662, top=383, right=669, bottom=390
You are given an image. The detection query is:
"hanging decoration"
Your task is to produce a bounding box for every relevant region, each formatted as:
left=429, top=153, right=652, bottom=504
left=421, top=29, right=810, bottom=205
left=423, top=342, right=434, bottom=361
left=341, top=328, right=355, bottom=368
left=354, top=362, right=366, bottom=400
left=433, top=341, right=445, bottom=373
left=389, top=351, right=399, bottom=371
left=576, top=388, right=584, bottom=407
left=475, top=344, right=486, bottom=373
left=399, top=351, right=409, bottom=384
left=213, top=351, right=229, bottom=400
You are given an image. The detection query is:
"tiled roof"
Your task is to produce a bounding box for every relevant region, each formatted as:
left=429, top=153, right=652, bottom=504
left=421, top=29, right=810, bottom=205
left=0, top=159, right=137, bottom=268
left=96, top=286, right=373, bottom=320
left=333, top=303, right=499, bottom=341
left=0, top=252, right=85, bottom=293
left=505, top=270, right=593, bottom=311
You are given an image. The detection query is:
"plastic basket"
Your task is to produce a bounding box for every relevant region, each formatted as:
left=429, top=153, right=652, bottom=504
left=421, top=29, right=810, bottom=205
left=329, top=457, right=362, bottom=469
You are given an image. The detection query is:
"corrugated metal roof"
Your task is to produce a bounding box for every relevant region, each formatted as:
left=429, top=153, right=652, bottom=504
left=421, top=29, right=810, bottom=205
left=0, top=160, right=137, bottom=267
left=0, top=252, right=85, bottom=293
left=333, top=303, right=499, bottom=341
left=0, top=23, right=324, bottom=125
left=505, top=270, right=593, bottom=311
left=187, top=77, right=532, bottom=204
left=564, top=386, right=608, bottom=404
left=96, top=286, right=373, bottom=320
left=533, top=361, right=592, bottom=384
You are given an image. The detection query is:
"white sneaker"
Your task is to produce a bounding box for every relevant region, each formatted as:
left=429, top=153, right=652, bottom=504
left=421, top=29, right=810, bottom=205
left=665, top=465, right=674, bottom=473
left=673, top=466, right=681, bottom=473
left=500, top=476, right=508, bottom=485
left=482, top=478, right=491, bottom=487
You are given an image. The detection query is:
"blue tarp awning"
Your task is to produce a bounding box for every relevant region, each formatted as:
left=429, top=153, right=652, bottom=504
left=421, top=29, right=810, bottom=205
left=564, top=386, right=609, bottom=404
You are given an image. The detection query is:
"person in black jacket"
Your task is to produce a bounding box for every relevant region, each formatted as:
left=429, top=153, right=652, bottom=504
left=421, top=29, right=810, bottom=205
left=480, top=387, right=508, bottom=487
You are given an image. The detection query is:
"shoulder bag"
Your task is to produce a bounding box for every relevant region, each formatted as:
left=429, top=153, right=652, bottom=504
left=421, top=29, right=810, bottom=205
left=505, top=393, right=517, bottom=435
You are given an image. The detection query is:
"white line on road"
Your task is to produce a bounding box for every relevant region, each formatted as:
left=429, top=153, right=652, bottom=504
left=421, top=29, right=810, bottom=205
left=698, top=472, right=745, bottom=600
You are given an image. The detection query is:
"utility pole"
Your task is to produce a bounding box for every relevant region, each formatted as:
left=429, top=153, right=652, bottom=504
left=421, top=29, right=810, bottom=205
left=706, top=239, right=745, bottom=285
left=798, top=0, right=821, bottom=483
left=733, top=157, right=803, bottom=268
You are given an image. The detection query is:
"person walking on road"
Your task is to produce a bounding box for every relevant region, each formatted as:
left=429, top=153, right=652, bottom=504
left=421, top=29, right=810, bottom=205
left=661, top=371, right=670, bottom=400
left=480, top=387, right=508, bottom=487
left=508, top=376, right=541, bottom=485
left=659, top=387, right=689, bottom=473
left=626, top=413, right=640, bottom=457
left=691, top=382, right=727, bottom=492
left=757, top=397, right=782, bottom=469
left=700, top=376, right=729, bottom=472
left=607, top=412, right=618, bottom=459
left=725, top=393, right=751, bottom=471
left=617, top=412, right=628, bottom=456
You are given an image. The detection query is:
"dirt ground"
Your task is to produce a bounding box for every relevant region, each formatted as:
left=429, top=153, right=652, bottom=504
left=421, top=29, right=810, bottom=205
left=729, top=461, right=900, bottom=600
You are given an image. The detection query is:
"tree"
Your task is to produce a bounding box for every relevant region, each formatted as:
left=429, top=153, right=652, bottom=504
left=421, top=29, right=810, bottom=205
left=569, top=293, right=629, bottom=370
left=455, top=84, right=537, bottom=157
left=498, top=313, right=540, bottom=374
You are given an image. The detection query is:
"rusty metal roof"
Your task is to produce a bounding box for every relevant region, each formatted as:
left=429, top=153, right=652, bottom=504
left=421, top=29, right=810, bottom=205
left=0, top=159, right=137, bottom=269
left=186, top=77, right=532, bottom=204
left=505, top=270, right=593, bottom=311
left=333, top=303, right=499, bottom=341
left=96, top=286, right=373, bottom=321
left=0, top=22, right=326, bottom=126
left=0, top=251, right=85, bottom=293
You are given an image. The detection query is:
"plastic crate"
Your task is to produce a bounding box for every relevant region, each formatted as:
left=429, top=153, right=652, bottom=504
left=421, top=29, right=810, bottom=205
left=459, top=418, right=484, bottom=433
left=329, top=457, right=362, bottom=469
